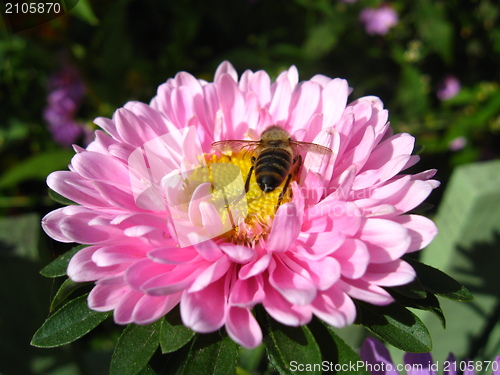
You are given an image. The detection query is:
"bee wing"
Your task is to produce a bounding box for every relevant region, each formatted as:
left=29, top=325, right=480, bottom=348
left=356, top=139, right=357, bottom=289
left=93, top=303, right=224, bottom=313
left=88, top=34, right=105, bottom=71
left=290, top=141, right=333, bottom=155
left=211, top=140, right=260, bottom=154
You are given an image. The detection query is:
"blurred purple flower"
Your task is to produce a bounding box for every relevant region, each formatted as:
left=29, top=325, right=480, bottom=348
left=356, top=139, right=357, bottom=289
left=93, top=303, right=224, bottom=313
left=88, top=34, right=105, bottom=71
left=437, top=76, right=461, bottom=101
left=360, top=338, right=500, bottom=375
left=44, top=62, right=90, bottom=147
left=360, top=4, right=399, bottom=36
left=448, top=136, right=467, bottom=151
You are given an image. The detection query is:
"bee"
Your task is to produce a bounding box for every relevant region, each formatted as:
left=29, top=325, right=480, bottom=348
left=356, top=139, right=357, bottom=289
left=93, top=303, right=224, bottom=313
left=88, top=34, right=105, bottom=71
left=211, top=125, right=332, bottom=207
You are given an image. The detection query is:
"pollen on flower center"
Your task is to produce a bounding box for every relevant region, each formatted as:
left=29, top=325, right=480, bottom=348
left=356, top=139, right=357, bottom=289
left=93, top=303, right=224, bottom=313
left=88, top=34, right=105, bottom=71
left=203, top=151, right=291, bottom=245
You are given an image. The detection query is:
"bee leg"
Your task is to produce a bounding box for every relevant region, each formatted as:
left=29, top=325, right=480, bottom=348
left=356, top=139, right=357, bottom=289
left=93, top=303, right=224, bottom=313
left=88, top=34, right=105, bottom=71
left=294, top=154, right=303, bottom=174
left=245, top=156, right=256, bottom=193
left=221, top=187, right=237, bottom=230
left=276, top=173, right=293, bottom=210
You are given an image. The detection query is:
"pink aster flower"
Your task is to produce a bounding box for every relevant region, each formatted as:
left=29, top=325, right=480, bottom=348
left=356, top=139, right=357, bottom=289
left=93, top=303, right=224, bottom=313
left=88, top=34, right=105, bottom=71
left=448, top=136, right=467, bottom=151
left=437, top=76, right=461, bottom=101
left=42, top=61, right=439, bottom=348
left=44, top=61, right=91, bottom=147
left=360, top=4, right=399, bottom=36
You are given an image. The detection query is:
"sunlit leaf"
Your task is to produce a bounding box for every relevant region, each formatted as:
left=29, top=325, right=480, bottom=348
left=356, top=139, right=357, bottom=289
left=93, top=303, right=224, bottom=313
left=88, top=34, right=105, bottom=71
left=50, top=278, right=92, bottom=311
left=308, top=318, right=370, bottom=375
left=159, top=307, right=195, bottom=354
left=178, top=332, right=239, bottom=375
left=262, top=312, right=322, bottom=375
left=110, top=321, right=161, bottom=375
left=357, top=301, right=432, bottom=353
left=31, top=294, right=111, bottom=348
left=406, top=258, right=474, bottom=302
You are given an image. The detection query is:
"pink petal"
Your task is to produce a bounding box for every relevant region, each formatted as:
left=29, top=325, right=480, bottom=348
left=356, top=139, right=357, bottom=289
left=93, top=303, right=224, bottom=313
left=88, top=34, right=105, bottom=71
left=123, top=101, right=176, bottom=137
left=287, top=81, right=321, bottom=134
left=42, top=208, right=74, bottom=243
left=217, top=74, right=246, bottom=138
left=321, top=78, right=349, bottom=128
left=290, top=255, right=341, bottom=290
left=92, top=245, right=146, bottom=267
left=114, top=288, right=144, bottom=324
left=311, top=287, right=356, bottom=327
left=71, top=151, right=130, bottom=185
left=390, top=179, right=435, bottom=214
left=226, top=307, right=262, bottom=348
left=47, top=171, right=106, bottom=207
left=239, top=253, right=272, bottom=279
left=199, top=201, right=224, bottom=236
left=188, top=256, right=231, bottom=293
left=220, top=244, right=255, bottom=263
left=363, top=259, right=416, bottom=286
left=337, top=278, right=394, bottom=305
left=266, top=201, right=302, bottom=252
left=393, top=215, right=438, bottom=252
left=68, top=246, right=125, bottom=282
left=295, top=231, right=345, bottom=260
left=132, top=293, right=181, bottom=325
left=262, top=282, right=312, bottom=326
left=269, top=257, right=317, bottom=306
left=214, top=61, right=238, bottom=83
left=354, top=154, right=410, bottom=190
left=114, top=108, right=159, bottom=147
left=229, top=275, right=265, bottom=307
left=181, top=277, right=227, bottom=333
left=88, top=277, right=129, bottom=311
left=361, top=133, right=415, bottom=173
left=359, top=218, right=411, bottom=263
left=125, top=258, right=175, bottom=291
left=304, top=199, right=362, bottom=236
left=333, top=238, right=370, bottom=279
left=148, top=246, right=198, bottom=264
left=140, top=264, right=203, bottom=296
left=194, top=239, right=224, bottom=261
left=269, top=74, right=292, bottom=124
left=248, top=70, right=272, bottom=106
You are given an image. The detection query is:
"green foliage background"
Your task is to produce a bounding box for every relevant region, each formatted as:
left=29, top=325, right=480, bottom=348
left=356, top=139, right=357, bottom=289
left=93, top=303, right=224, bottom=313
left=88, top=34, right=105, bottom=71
left=1, top=0, right=499, bottom=374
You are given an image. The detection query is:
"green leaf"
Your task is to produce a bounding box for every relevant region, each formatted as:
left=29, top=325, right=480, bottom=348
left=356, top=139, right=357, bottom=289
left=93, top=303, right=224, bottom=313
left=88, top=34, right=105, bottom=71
left=307, top=318, right=370, bottom=375
left=414, top=0, right=453, bottom=64
left=405, top=258, right=474, bottom=302
left=48, top=188, right=78, bottom=206
left=160, top=307, right=195, bottom=353
left=0, top=150, right=74, bottom=189
left=31, top=294, right=111, bottom=348
left=357, top=301, right=432, bottom=353
left=389, top=279, right=428, bottom=300
left=50, top=278, right=92, bottom=312
left=40, top=245, right=87, bottom=278
left=388, top=288, right=446, bottom=329
left=262, top=311, right=322, bottom=375
left=138, top=366, right=158, bottom=375
left=110, top=321, right=161, bottom=375
left=178, top=332, right=239, bottom=375
left=67, top=0, right=99, bottom=25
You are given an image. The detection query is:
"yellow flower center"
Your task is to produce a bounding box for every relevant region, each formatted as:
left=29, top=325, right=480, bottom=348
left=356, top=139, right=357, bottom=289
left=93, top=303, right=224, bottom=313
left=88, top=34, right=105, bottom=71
left=203, top=151, right=292, bottom=245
